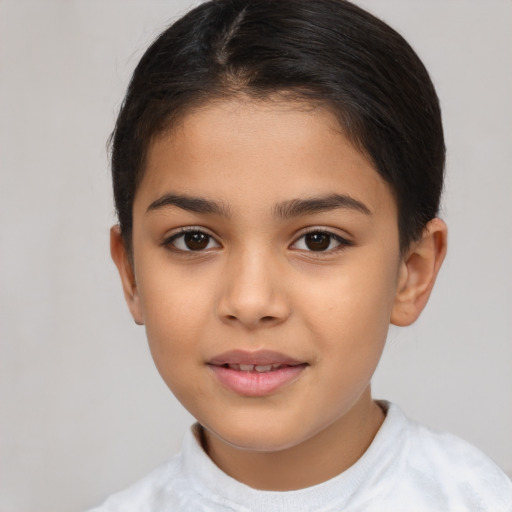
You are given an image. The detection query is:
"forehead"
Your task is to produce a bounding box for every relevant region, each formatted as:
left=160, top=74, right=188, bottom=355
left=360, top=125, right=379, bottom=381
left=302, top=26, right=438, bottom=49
left=136, top=98, right=395, bottom=219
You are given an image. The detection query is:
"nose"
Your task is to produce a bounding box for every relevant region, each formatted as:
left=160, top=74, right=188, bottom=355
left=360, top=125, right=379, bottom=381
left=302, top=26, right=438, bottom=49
left=217, top=248, right=291, bottom=329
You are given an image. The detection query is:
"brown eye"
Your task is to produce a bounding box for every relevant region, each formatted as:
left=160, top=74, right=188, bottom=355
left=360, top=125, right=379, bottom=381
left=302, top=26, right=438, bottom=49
left=166, top=230, right=220, bottom=252
left=304, top=232, right=331, bottom=251
left=292, top=230, right=350, bottom=253
left=184, top=232, right=209, bottom=250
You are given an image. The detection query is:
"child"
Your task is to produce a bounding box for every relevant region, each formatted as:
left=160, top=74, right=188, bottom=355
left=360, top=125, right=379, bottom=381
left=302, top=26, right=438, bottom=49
left=90, top=0, right=512, bottom=510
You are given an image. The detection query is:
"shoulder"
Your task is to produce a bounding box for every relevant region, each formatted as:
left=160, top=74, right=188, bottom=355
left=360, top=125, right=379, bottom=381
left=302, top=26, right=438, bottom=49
left=85, top=425, right=216, bottom=512
left=85, top=453, right=185, bottom=512
left=381, top=403, right=512, bottom=511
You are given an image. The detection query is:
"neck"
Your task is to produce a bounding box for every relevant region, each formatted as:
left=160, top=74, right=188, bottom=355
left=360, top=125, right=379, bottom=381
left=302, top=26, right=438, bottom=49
left=202, top=389, right=385, bottom=491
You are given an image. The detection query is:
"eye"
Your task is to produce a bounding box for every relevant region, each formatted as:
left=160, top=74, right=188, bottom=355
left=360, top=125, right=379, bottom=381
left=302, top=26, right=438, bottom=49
left=165, top=229, right=220, bottom=252
left=292, top=230, right=351, bottom=252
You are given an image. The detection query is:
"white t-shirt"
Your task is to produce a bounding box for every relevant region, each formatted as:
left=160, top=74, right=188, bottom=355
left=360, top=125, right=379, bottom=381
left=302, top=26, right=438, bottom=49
left=87, top=402, right=512, bottom=511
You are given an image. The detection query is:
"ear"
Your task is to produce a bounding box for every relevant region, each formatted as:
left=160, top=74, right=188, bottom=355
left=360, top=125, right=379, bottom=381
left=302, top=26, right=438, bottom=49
left=110, top=225, right=144, bottom=325
left=391, top=218, right=447, bottom=326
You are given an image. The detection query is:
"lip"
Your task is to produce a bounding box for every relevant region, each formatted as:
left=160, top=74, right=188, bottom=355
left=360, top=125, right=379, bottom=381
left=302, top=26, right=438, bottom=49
left=209, top=349, right=304, bottom=367
left=207, top=350, right=308, bottom=397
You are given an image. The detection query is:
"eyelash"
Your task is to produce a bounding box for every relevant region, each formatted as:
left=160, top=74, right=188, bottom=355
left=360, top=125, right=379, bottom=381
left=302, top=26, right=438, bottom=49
left=293, top=228, right=353, bottom=254
left=162, top=227, right=220, bottom=253
left=162, top=227, right=353, bottom=254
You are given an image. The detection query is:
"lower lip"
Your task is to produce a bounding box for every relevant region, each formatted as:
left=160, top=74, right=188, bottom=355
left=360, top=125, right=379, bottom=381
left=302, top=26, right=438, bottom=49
left=208, top=365, right=307, bottom=397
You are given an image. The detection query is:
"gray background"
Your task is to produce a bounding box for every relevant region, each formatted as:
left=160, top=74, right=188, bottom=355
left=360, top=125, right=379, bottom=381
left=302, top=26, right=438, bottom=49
left=0, top=1, right=511, bottom=511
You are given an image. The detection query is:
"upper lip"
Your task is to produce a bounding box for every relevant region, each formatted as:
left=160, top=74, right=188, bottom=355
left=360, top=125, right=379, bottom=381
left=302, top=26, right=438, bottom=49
left=208, top=350, right=305, bottom=367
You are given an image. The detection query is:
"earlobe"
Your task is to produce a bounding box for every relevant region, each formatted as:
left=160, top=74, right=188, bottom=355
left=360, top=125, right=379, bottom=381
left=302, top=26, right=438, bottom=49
left=110, top=225, right=145, bottom=325
left=391, top=218, right=447, bottom=327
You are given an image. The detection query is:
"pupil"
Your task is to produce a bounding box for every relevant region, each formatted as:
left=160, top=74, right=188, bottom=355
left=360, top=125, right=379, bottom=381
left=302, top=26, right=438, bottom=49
left=305, top=232, right=330, bottom=251
left=184, top=232, right=208, bottom=250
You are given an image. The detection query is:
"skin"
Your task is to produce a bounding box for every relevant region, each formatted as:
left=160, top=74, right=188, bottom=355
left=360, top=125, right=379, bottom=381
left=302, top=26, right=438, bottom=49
left=111, top=98, right=447, bottom=491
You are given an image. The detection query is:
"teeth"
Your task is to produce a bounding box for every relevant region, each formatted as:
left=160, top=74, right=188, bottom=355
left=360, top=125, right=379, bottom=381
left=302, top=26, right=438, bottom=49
left=254, top=365, right=273, bottom=372
left=224, top=363, right=287, bottom=372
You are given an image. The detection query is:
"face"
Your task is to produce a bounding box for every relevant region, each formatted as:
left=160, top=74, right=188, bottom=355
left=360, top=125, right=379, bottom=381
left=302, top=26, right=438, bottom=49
left=121, top=98, right=406, bottom=456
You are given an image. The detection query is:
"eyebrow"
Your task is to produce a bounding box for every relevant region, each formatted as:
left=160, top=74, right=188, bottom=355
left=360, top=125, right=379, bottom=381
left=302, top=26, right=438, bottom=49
left=273, top=194, right=371, bottom=218
left=146, top=193, right=232, bottom=217
left=146, top=192, right=371, bottom=218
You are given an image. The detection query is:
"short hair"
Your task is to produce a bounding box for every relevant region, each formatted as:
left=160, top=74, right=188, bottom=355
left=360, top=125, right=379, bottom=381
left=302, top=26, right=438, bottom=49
left=111, top=0, right=445, bottom=253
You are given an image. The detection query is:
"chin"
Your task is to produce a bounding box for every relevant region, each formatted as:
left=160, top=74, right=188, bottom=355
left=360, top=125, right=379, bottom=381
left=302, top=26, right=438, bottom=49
left=207, top=418, right=312, bottom=453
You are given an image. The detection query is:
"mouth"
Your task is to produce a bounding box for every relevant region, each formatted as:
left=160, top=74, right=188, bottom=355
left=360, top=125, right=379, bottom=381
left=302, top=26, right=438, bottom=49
left=212, top=362, right=301, bottom=372
left=207, top=350, right=308, bottom=396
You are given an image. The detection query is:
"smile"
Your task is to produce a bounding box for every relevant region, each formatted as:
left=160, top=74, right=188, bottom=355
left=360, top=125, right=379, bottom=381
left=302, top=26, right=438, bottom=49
left=208, top=350, right=308, bottom=396
left=218, top=363, right=294, bottom=372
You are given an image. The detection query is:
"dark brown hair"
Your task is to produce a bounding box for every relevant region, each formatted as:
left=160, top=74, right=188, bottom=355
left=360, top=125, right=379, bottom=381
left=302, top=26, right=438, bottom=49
left=111, top=0, right=444, bottom=252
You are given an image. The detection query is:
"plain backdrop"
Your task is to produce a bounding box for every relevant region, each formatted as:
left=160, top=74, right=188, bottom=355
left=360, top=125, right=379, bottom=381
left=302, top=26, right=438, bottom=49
left=0, top=1, right=511, bottom=511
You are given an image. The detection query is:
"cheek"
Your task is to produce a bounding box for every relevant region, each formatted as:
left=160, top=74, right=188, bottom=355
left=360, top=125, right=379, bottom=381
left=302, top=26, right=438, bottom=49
left=136, top=265, right=213, bottom=381
left=299, top=256, right=399, bottom=353
left=299, top=265, right=395, bottom=409
left=137, top=249, right=214, bottom=328
left=142, top=297, right=209, bottom=412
